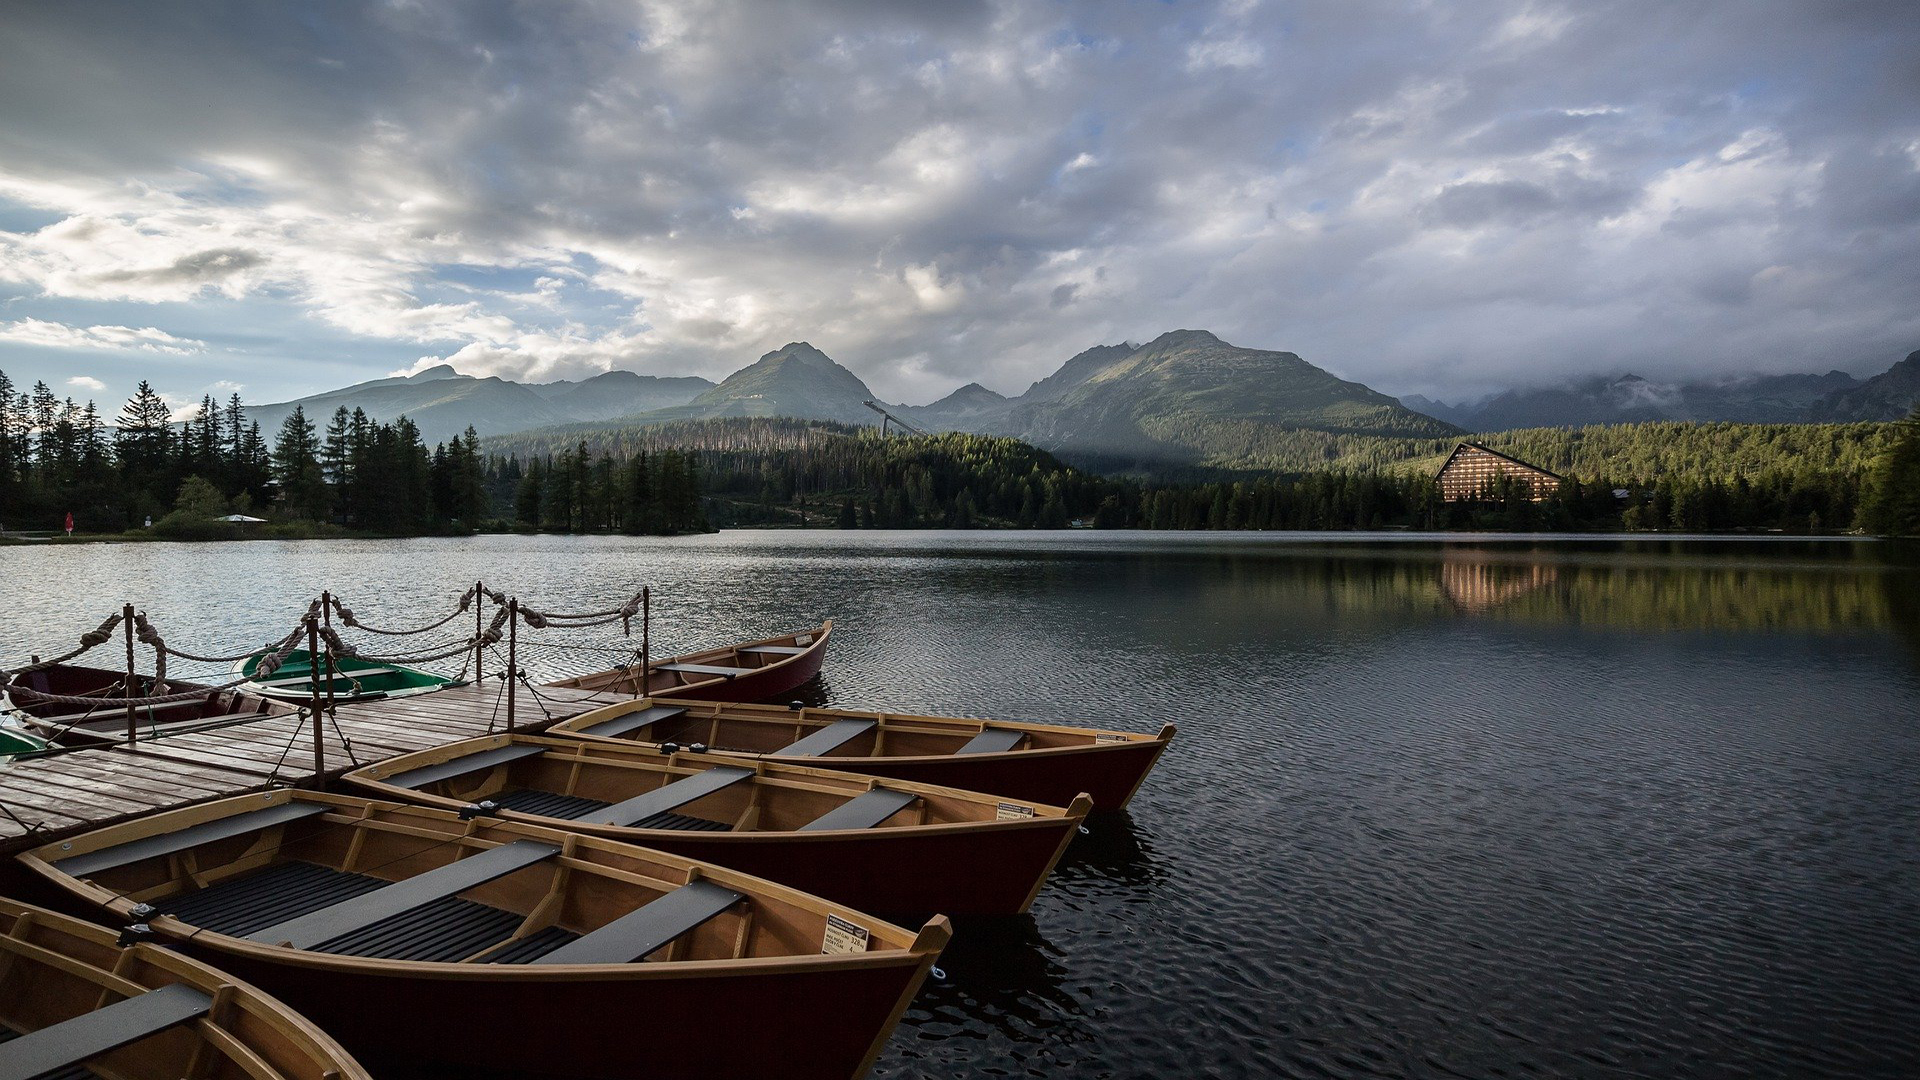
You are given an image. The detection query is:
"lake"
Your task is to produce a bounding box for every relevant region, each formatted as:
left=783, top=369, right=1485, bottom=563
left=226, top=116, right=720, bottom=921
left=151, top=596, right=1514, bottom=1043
left=4, top=531, right=1918, bottom=1078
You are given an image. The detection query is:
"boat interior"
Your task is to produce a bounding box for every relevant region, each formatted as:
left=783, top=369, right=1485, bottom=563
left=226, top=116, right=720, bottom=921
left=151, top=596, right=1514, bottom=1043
left=357, top=737, right=1062, bottom=834
left=563, top=700, right=1148, bottom=759
left=548, top=625, right=826, bottom=696
left=0, top=898, right=355, bottom=1080
left=8, top=664, right=287, bottom=746
left=39, top=795, right=914, bottom=968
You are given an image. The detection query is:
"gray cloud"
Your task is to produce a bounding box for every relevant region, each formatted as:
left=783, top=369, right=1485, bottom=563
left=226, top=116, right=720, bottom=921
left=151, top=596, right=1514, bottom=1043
left=0, top=0, right=1916, bottom=405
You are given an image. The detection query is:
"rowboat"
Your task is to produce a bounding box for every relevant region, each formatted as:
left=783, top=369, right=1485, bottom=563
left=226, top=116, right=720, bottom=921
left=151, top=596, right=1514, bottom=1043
left=549, top=698, right=1178, bottom=810
left=544, top=621, right=831, bottom=702
left=232, top=648, right=454, bottom=702
left=343, top=733, right=1092, bottom=915
left=0, top=895, right=371, bottom=1080
left=2, top=663, right=290, bottom=747
left=0, top=720, right=48, bottom=758
left=20, top=789, right=948, bottom=1080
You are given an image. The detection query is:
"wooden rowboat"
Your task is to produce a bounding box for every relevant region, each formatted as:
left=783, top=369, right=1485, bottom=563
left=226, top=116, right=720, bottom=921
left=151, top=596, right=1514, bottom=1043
left=0, top=895, right=371, bottom=1080
left=549, top=698, right=1178, bottom=810
left=544, top=621, right=831, bottom=702
left=343, top=733, right=1092, bottom=915
left=233, top=649, right=454, bottom=703
left=2, top=663, right=290, bottom=748
left=20, top=789, right=948, bottom=1080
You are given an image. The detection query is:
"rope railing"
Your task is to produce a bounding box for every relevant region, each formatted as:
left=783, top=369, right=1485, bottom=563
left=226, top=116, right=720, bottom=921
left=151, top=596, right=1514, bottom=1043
left=1, top=583, right=656, bottom=760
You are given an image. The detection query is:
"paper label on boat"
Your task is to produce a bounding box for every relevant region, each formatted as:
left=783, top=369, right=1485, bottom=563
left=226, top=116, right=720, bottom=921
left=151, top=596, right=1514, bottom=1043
left=995, top=802, right=1036, bottom=821
left=1094, top=733, right=1130, bottom=744
left=794, top=633, right=813, bottom=645
left=822, top=913, right=869, bottom=955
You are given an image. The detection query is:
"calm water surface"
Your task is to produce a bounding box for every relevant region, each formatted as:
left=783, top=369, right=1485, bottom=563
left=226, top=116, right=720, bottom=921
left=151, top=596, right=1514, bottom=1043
left=4, top=531, right=1918, bottom=1079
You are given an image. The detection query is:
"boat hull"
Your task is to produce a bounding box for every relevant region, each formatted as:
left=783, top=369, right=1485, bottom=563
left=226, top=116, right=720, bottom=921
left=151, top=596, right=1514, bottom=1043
left=553, top=814, right=1079, bottom=916
left=549, top=622, right=831, bottom=702
left=764, top=739, right=1172, bottom=810
left=160, top=943, right=931, bottom=1080
left=661, top=639, right=828, bottom=702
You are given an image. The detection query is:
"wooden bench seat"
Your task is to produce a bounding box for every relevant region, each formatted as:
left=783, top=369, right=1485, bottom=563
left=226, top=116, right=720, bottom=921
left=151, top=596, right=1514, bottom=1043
left=530, top=880, right=743, bottom=966
left=799, top=788, right=917, bottom=832
left=248, top=840, right=560, bottom=950
left=580, top=767, right=754, bottom=828
left=578, top=705, right=686, bottom=739
left=250, top=665, right=398, bottom=689
left=384, top=744, right=547, bottom=790
left=60, top=802, right=332, bottom=877
left=31, top=697, right=210, bottom=725
left=955, top=728, right=1026, bottom=755
left=739, top=645, right=809, bottom=656
left=656, top=663, right=753, bottom=678
left=777, top=718, right=875, bottom=757
left=0, top=983, right=213, bottom=1080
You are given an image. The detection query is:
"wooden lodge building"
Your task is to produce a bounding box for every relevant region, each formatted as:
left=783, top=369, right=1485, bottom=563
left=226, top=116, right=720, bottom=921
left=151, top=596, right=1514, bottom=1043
left=1436, top=443, right=1563, bottom=502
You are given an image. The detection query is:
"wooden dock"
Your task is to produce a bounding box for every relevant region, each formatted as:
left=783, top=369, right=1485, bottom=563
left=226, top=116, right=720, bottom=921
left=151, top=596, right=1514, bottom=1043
left=0, top=682, right=630, bottom=854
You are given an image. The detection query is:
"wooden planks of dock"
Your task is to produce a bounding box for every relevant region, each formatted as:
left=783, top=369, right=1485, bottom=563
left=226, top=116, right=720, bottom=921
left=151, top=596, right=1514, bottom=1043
left=0, top=682, right=630, bottom=853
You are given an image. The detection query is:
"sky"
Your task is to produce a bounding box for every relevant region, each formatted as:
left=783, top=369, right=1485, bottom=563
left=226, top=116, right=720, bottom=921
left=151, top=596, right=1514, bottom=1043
left=1, top=0, right=1917, bottom=416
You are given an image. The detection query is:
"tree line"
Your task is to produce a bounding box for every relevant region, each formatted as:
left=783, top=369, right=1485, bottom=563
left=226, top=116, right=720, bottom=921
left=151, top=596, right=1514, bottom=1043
left=5, top=369, right=1916, bottom=537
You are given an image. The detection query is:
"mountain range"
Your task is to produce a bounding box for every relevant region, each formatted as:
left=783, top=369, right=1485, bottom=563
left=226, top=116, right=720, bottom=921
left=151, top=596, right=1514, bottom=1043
left=1402, top=351, right=1920, bottom=430
left=247, top=336, right=1919, bottom=466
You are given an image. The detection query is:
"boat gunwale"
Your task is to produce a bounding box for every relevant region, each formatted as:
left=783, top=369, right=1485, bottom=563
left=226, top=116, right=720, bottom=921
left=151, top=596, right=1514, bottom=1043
left=17, top=788, right=950, bottom=982
left=341, top=732, right=1089, bottom=842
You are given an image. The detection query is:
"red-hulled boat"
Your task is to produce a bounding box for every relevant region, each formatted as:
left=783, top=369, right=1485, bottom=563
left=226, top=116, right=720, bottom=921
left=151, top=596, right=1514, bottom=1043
left=549, top=697, right=1176, bottom=810
left=543, top=621, right=831, bottom=703
left=19, top=788, right=947, bottom=1080
left=343, top=733, right=1091, bottom=915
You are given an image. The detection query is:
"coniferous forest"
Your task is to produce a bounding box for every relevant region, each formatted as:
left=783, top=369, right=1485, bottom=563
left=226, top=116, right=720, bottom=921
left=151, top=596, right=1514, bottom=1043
left=4, top=370, right=1917, bottom=538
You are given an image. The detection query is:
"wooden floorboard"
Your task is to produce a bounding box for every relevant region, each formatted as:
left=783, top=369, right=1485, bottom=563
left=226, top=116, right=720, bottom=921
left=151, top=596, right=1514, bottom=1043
left=0, top=679, right=625, bottom=850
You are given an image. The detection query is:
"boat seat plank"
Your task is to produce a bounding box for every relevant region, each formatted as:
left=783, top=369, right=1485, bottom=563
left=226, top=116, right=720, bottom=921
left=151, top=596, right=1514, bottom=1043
left=384, top=744, right=547, bottom=790
left=778, top=718, right=876, bottom=758
left=0, top=983, right=212, bottom=1080
left=531, top=880, right=744, bottom=966
left=250, top=666, right=399, bottom=688
left=59, top=801, right=332, bottom=877
left=656, top=663, right=753, bottom=677
left=799, top=788, right=918, bottom=832
left=577, top=705, right=687, bottom=740
left=739, top=645, right=808, bottom=655
left=31, top=698, right=209, bottom=725
left=578, top=767, right=755, bottom=828
left=248, top=840, right=560, bottom=949
left=956, top=728, right=1026, bottom=755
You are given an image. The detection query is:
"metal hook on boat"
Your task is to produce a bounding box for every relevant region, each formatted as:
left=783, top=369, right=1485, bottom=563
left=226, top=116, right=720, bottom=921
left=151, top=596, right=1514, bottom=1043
left=458, top=800, right=500, bottom=821
left=1078, top=825, right=1091, bottom=836
left=930, top=965, right=947, bottom=981
left=117, top=923, right=154, bottom=947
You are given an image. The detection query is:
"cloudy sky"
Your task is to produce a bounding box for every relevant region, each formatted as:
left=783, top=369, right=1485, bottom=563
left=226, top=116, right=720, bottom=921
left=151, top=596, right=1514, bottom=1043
left=1, top=0, right=1916, bottom=414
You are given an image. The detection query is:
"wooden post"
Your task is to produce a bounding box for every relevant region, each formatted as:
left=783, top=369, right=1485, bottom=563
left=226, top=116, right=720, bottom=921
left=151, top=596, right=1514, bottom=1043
left=122, top=603, right=137, bottom=745
left=306, top=615, right=325, bottom=780
left=320, top=591, right=335, bottom=713
left=506, top=597, right=518, bottom=733
left=473, top=580, right=484, bottom=681
left=639, top=586, right=649, bottom=700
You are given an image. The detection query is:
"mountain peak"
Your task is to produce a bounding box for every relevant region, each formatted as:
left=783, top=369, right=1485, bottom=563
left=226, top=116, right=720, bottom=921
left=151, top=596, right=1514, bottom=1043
left=408, top=364, right=464, bottom=382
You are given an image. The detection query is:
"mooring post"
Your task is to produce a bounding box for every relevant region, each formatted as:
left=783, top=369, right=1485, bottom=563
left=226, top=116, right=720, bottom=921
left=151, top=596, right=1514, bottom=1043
left=122, top=602, right=137, bottom=745
left=306, top=613, right=325, bottom=781
left=320, top=590, right=335, bottom=712
left=639, top=586, right=649, bottom=699
left=473, top=580, right=484, bottom=681
left=506, top=596, right=518, bottom=732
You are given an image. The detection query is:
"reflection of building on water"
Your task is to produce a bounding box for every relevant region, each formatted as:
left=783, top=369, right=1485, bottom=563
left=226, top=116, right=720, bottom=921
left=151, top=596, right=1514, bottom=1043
left=1436, top=443, right=1562, bottom=502
left=1438, top=557, right=1561, bottom=613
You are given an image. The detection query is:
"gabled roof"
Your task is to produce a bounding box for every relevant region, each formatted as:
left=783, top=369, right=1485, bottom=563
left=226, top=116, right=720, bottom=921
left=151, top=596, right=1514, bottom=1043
left=1435, top=442, right=1564, bottom=481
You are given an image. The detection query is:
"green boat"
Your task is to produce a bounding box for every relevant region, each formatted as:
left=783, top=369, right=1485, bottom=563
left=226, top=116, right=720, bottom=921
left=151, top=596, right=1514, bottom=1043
left=233, top=648, right=456, bottom=702
left=0, top=720, right=49, bottom=760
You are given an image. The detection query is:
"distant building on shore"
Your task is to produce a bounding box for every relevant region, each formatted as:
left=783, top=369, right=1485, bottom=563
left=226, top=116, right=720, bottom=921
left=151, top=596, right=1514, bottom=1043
left=1436, top=443, right=1563, bottom=502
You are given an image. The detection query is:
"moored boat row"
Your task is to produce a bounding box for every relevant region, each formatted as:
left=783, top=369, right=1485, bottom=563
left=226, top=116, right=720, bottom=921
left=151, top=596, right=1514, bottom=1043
left=5, top=613, right=1175, bottom=1079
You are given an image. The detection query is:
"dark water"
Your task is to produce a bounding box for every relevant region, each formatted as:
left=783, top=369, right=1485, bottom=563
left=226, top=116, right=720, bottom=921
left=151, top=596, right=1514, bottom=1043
left=5, top=532, right=1919, bottom=1078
